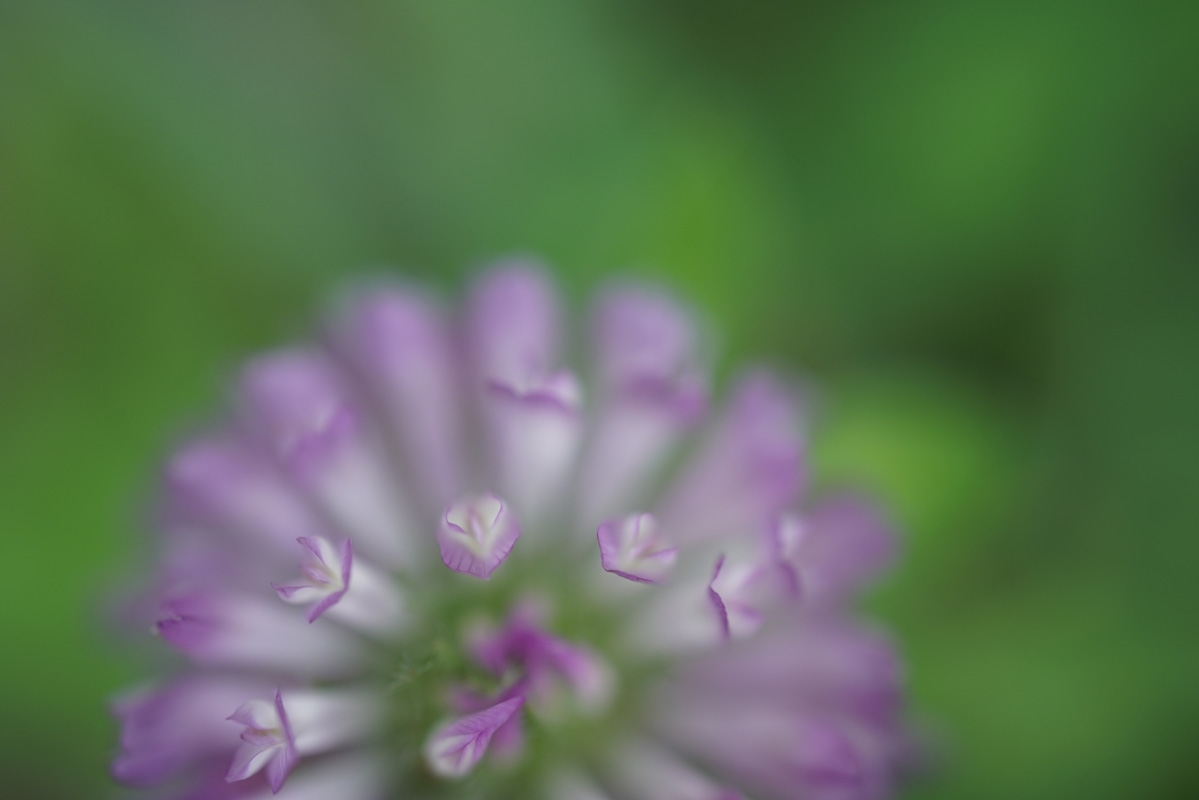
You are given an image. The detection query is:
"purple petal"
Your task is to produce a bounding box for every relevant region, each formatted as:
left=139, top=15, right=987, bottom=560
left=466, top=265, right=585, bottom=525
left=468, top=604, right=613, bottom=710
left=162, top=434, right=322, bottom=552
left=707, top=556, right=732, bottom=641
left=154, top=592, right=221, bottom=652
left=110, top=676, right=267, bottom=787
left=326, top=538, right=354, bottom=619
left=576, top=286, right=708, bottom=524
left=330, top=285, right=465, bottom=509
left=597, top=513, right=678, bottom=584
left=266, top=748, right=299, bottom=794
left=269, top=583, right=311, bottom=601
left=679, top=618, right=904, bottom=724
left=785, top=495, right=897, bottom=604
left=437, top=494, right=521, bottom=579
left=236, top=349, right=418, bottom=568
left=224, top=691, right=297, bottom=792
left=794, top=719, right=865, bottom=789
left=423, top=696, right=525, bottom=778
left=706, top=546, right=802, bottom=642
left=659, top=371, right=804, bottom=544
left=237, top=349, right=359, bottom=473
left=483, top=377, right=584, bottom=527
left=467, top=261, right=562, bottom=387
left=152, top=589, right=363, bottom=677
left=273, top=537, right=354, bottom=623
left=592, top=284, right=702, bottom=392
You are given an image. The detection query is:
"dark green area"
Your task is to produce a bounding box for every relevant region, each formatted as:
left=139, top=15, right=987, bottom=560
left=0, top=1, right=1195, bottom=798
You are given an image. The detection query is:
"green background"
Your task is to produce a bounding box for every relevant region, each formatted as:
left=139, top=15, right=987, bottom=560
left=1, top=1, right=1195, bottom=798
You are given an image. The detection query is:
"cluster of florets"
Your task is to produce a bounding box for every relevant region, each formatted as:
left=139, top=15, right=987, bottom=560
left=111, top=262, right=910, bottom=800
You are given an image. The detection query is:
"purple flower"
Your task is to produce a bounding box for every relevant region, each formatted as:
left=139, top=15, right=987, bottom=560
left=112, top=261, right=912, bottom=799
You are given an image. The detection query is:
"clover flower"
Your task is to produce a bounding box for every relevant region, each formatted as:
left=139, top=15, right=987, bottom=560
left=111, top=261, right=911, bottom=799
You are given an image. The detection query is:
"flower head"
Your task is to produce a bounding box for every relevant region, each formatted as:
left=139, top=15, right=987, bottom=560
left=112, top=261, right=912, bottom=799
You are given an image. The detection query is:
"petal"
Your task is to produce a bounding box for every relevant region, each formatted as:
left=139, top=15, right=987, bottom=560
left=653, top=690, right=892, bottom=800
left=597, top=513, right=678, bottom=584
left=110, top=676, right=268, bottom=787
left=786, top=496, right=897, bottom=604
left=423, top=696, right=526, bottom=778
left=680, top=618, right=905, bottom=725
left=154, top=590, right=363, bottom=677
left=592, top=284, right=701, bottom=389
left=225, top=691, right=296, bottom=790
left=329, top=285, right=465, bottom=510
left=659, top=371, right=804, bottom=545
left=278, top=537, right=351, bottom=623
left=162, top=434, right=323, bottom=555
left=237, top=348, right=418, bottom=567
left=226, top=742, right=283, bottom=784
left=484, top=381, right=584, bottom=527
left=226, top=699, right=279, bottom=731
left=575, top=284, right=709, bottom=523
left=265, top=745, right=299, bottom=793
left=467, top=264, right=583, bottom=526
left=437, top=494, right=521, bottom=579
left=467, top=261, right=562, bottom=386
left=575, top=397, right=701, bottom=527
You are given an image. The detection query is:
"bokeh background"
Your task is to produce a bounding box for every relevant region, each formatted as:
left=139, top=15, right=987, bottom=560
left=1, top=1, right=1196, bottom=798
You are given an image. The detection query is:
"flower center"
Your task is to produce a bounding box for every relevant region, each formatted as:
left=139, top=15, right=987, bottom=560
left=375, top=540, right=658, bottom=795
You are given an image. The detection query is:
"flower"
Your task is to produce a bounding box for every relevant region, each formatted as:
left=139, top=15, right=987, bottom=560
left=111, top=260, right=912, bottom=799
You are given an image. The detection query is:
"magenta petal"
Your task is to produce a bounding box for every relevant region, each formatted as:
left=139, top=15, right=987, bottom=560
left=423, top=696, right=525, bottom=778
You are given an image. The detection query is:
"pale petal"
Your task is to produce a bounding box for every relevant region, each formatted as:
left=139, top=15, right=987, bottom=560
left=437, top=493, right=521, bottom=579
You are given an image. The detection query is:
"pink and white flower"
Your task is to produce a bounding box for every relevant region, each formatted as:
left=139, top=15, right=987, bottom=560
left=112, top=261, right=912, bottom=799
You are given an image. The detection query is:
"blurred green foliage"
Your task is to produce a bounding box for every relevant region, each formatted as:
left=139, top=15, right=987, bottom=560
left=0, top=1, right=1195, bottom=798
